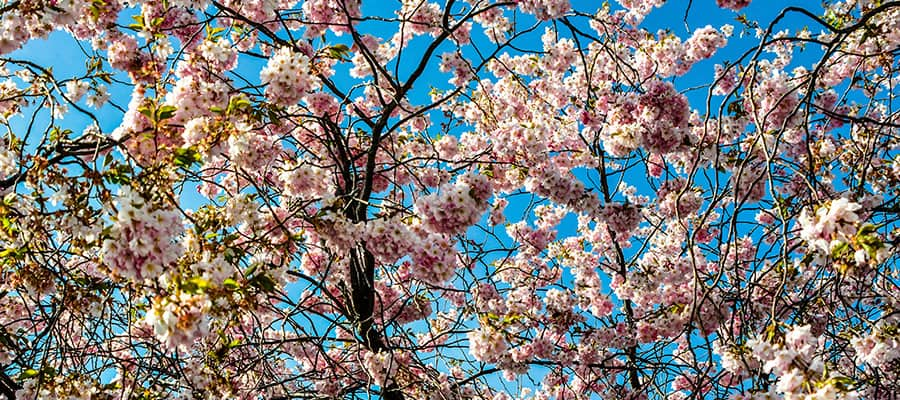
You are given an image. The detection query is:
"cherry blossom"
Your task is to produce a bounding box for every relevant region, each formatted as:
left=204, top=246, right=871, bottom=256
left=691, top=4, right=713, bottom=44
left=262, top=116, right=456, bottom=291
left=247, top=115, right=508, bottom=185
left=1, top=1, right=898, bottom=399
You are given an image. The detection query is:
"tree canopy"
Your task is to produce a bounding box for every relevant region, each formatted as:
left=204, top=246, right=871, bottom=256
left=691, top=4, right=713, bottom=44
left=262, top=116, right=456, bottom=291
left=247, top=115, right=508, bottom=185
left=0, top=0, right=899, bottom=399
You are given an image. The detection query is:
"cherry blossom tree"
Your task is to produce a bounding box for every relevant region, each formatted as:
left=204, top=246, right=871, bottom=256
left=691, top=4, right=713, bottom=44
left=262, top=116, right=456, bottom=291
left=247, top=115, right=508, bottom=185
left=0, top=0, right=899, bottom=399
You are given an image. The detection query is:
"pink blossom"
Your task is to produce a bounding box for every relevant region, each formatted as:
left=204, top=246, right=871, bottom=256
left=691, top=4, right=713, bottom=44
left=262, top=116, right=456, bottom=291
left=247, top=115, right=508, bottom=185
left=260, top=47, right=317, bottom=106
left=415, top=173, right=492, bottom=235
left=717, top=0, right=751, bottom=11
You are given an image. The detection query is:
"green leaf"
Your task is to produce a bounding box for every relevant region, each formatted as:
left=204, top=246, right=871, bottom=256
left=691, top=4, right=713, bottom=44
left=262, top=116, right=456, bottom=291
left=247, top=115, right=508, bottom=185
left=764, top=322, right=781, bottom=342
left=49, top=127, right=72, bottom=143
left=857, top=224, right=878, bottom=236
left=128, top=14, right=144, bottom=30
left=157, top=105, right=177, bottom=121
left=104, top=164, right=133, bottom=184
left=249, top=273, right=277, bottom=293
left=227, top=96, right=251, bottom=114
left=0, top=247, right=23, bottom=259
left=138, top=105, right=154, bottom=120
left=173, top=147, right=202, bottom=168
left=206, top=25, right=226, bottom=40
left=19, top=369, right=39, bottom=379
left=326, top=44, right=351, bottom=60
left=183, top=276, right=211, bottom=293
left=831, top=242, right=849, bottom=259
left=222, top=278, right=239, bottom=290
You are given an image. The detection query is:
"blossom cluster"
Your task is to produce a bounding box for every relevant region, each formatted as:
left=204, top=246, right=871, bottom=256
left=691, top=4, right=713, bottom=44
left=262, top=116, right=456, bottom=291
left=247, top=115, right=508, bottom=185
left=13, top=374, right=111, bottom=400
left=0, top=140, right=16, bottom=177
left=301, top=0, right=362, bottom=38
left=361, top=350, right=400, bottom=387
left=746, top=325, right=859, bottom=399
left=656, top=178, right=702, bottom=219
left=717, top=0, right=751, bottom=10
left=0, top=77, right=25, bottom=120
left=685, top=25, right=729, bottom=62
left=408, top=231, right=459, bottom=285
left=415, top=173, right=492, bottom=235
left=467, top=326, right=507, bottom=362
left=107, top=34, right=151, bottom=79
left=598, top=202, right=642, bottom=241
left=439, top=51, right=474, bottom=87
left=394, top=0, right=442, bottom=43
left=796, top=198, right=892, bottom=269
left=516, top=0, right=571, bottom=20
left=260, top=47, right=316, bottom=106
left=143, top=291, right=212, bottom=351
left=0, top=0, right=95, bottom=55
left=638, top=79, right=691, bottom=155
left=101, top=187, right=185, bottom=281
left=198, top=38, right=239, bottom=71
left=850, top=326, right=900, bottom=368
left=164, top=75, right=230, bottom=124
left=363, top=217, right=415, bottom=263
left=798, top=199, right=862, bottom=256
left=524, top=163, right=600, bottom=215
left=279, top=162, right=331, bottom=199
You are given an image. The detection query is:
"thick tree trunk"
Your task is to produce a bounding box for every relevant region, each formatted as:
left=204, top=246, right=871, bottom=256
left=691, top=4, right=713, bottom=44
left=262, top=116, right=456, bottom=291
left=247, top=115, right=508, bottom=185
left=348, top=243, right=404, bottom=400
